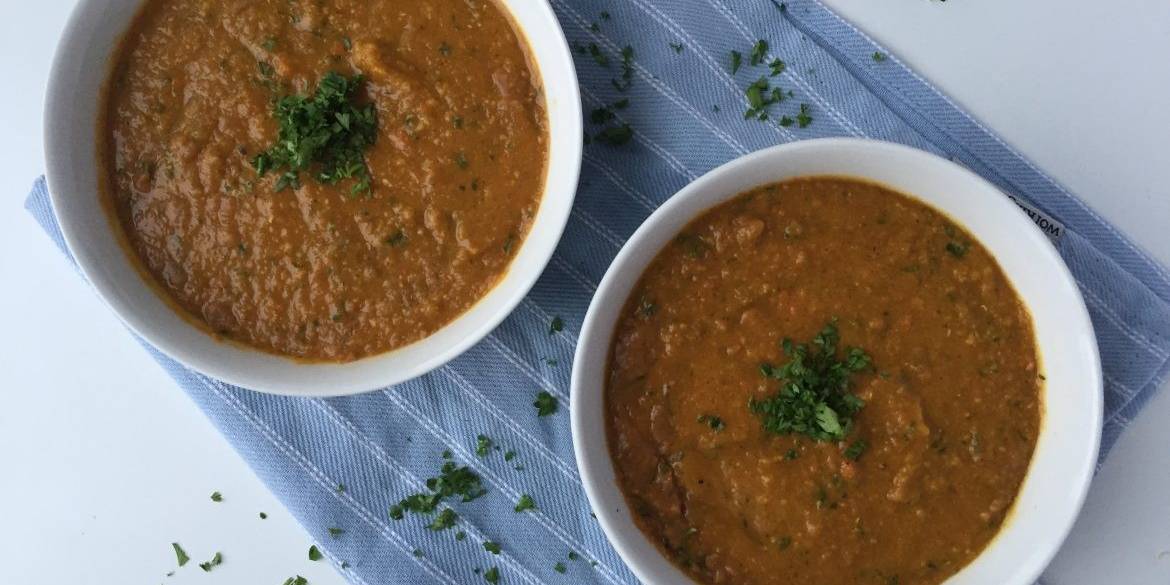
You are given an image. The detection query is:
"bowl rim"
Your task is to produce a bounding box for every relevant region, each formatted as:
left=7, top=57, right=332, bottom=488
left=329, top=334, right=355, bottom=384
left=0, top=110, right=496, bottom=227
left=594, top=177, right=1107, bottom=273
left=570, top=137, right=1102, bottom=585
left=43, top=0, right=582, bottom=396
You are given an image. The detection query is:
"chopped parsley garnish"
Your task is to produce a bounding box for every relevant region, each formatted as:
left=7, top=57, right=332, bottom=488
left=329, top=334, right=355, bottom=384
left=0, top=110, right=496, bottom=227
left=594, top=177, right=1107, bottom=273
left=442, top=450, right=453, bottom=460
left=259, top=512, right=268, bottom=519
left=428, top=508, right=458, bottom=531
left=261, top=37, right=276, bottom=51
left=210, top=491, right=223, bottom=502
left=308, top=545, right=323, bottom=561
left=252, top=72, right=377, bottom=196
left=568, top=551, right=580, bottom=560
left=413, top=549, right=424, bottom=557
left=514, top=494, right=536, bottom=512
left=456, top=531, right=467, bottom=541
left=730, top=50, right=743, bottom=74
left=796, top=103, right=813, bottom=128
left=670, top=42, right=684, bottom=53
left=751, top=321, right=871, bottom=442
left=844, top=438, right=868, bottom=461
left=785, top=448, right=799, bottom=460
left=554, top=562, right=567, bottom=574
left=697, top=414, right=725, bottom=431
left=504, top=450, right=517, bottom=462
left=600, top=10, right=611, bottom=20
left=475, top=435, right=493, bottom=456
left=483, top=541, right=501, bottom=554
left=779, top=115, right=794, bottom=127
left=872, top=51, right=887, bottom=62
left=172, top=542, right=190, bottom=567
left=328, top=527, right=345, bottom=538
left=484, top=567, right=500, bottom=584
left=533, top=391, right=558, bottom=417
left=749, top=39, right=768, bottom=66
left=549, top=316, right=564, bottom=334
left=198, top=552, right=223, bottom=572
left=282, top=576, right=309, bottom=585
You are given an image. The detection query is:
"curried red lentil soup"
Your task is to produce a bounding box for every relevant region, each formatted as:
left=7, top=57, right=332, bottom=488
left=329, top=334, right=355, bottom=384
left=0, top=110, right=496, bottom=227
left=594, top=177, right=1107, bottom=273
left=606, top=177, right=1041, bottom=585
left=100, top=0, right=547, bottom=361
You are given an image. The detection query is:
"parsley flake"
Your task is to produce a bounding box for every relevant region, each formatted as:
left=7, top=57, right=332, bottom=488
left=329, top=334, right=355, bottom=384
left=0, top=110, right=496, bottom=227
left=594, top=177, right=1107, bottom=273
left=514, top=494, right=537, bottom=512
left=554, top=562, right=567, bottom=574
left=549, top=316, right=564, bottom=334
left=749, top=39, right=769, bottom=66
left=697, top=414, right=725, bottom=431
left=484, top=541, right=501, bottom=554
left=669, top=42, right=684, bottom=53
left=484, top=567, right=500, bottom=584
left=328, top=527, right=345, bottom=538
left=844, top=438, right=868, bottom=461
left=428, top=508, right=458, bottom=531
left=309, top=545, right=323, bottom=561
left=475, top=435, right=493, bottom=456
left=210, top=491, right=222, bottom=502
left=769, top=58, right=787, bottom=76
left=594, top=124, right=633, bottom=146
left=730, top=50, right=742, bottom=74
left=872, top=51, right=887, bottom=62
left=198, top=552, right=223, bottom=572
left=587, top=43, right=609, bottom=67
left=534, top=392, right=558, bottom=417
left=796, top=103, right=813, bottom=128
left=172, top=543, right=190, bottom=567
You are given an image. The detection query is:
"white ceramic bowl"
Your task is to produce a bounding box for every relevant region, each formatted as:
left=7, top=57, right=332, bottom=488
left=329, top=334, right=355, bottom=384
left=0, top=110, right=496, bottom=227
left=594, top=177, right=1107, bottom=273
left=44, top=0, right=581, bottom=396
left=571, top=139, right=1102, bottom=584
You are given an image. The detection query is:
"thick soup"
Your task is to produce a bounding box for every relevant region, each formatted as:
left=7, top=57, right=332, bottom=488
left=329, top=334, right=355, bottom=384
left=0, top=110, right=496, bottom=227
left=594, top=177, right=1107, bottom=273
left=606, top=177, right=1041, bottom=585
left=101, top=0, right=547, bottom=360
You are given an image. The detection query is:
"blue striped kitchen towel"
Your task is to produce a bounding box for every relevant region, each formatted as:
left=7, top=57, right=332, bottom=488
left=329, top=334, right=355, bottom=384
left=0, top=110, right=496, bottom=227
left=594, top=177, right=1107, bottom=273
left=26, top=0, right=1170, bottom=583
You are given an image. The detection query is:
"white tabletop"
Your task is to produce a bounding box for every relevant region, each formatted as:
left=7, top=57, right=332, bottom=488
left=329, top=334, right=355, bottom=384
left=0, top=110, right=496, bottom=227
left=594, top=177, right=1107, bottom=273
left=1, top=0, right=1167, bottom=583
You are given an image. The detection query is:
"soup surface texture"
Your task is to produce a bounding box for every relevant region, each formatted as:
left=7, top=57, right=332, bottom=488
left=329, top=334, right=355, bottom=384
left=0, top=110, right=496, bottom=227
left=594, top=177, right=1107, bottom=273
left=606, top=177, right=1041, bottom=585
left=101, top=0, right=547, bottom=360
